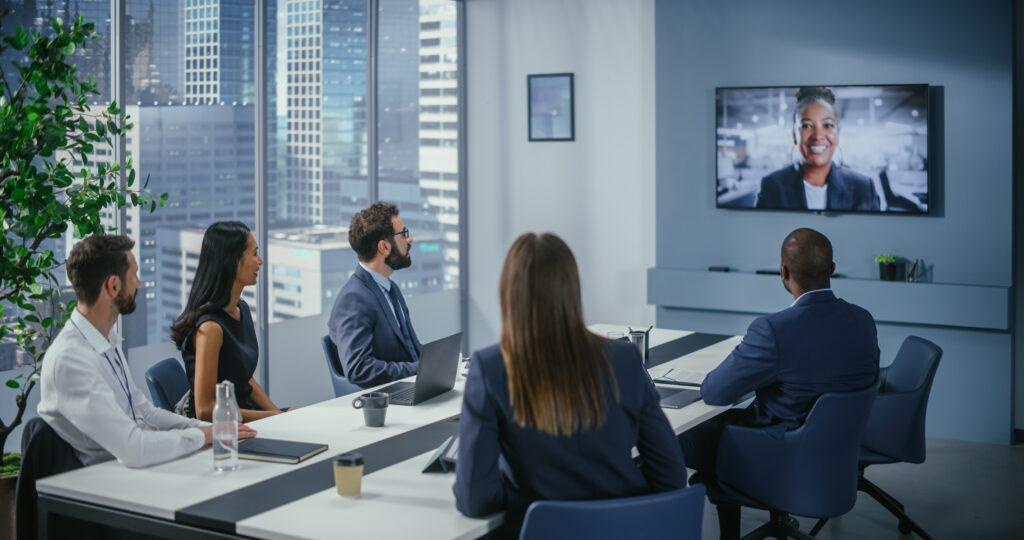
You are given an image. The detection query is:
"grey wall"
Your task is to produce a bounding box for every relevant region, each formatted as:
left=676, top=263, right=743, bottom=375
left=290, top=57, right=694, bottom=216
left=466, top=0, right=657, bottom=352
left=654, top=0, right=1015, bottom=443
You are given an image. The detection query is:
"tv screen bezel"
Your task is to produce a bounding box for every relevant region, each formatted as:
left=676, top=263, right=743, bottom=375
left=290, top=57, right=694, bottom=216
left=714, top=83, right=931, bottom=215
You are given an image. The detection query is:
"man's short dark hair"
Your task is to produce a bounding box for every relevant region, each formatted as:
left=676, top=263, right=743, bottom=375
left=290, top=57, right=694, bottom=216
left=781, top=228, right=833, bottom=290
left=66, top=235, right=135, bottom=306
left=349, top=201, right=399, bottom=262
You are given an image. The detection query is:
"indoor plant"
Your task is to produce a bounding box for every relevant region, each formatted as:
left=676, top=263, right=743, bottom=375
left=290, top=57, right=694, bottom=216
left=875, top=254, right=902, bottom=281
left=0, top=9, right=165, bottom=467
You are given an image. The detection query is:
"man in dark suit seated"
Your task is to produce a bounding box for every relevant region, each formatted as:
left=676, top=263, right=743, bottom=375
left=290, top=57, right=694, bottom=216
left=680, top=227, right=879, bottom=539
left=328, top=202, right=422, bottom=388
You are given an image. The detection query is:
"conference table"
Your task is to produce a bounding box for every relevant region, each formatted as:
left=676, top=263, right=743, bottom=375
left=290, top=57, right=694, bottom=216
left=34, top=326, right=742, bottom=540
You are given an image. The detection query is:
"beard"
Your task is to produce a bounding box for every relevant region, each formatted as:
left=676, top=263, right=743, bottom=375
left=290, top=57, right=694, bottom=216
left=115, top=286, right=138, bottom=315
left=385, top=239, right=412, bottom=271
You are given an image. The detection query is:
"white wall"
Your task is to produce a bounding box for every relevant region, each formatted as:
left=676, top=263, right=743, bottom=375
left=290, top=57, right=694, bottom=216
left=466, top=0, right=656, bottom=351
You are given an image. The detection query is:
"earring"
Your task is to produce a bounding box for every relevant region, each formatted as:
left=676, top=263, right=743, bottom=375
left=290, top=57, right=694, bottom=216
left=834, top=146, right=845, bottom=168
left=790, top=145, right=802, bottom=168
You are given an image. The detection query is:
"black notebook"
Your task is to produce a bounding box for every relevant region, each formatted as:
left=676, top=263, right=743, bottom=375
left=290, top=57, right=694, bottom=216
left=237, top=438, right=328, bottom=464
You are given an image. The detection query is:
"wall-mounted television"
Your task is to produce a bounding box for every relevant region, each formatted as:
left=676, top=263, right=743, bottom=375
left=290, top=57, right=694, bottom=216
left=715, top=84, right=929, bottom=214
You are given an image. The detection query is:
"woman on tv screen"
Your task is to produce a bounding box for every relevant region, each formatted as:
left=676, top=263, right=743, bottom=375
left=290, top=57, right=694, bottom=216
left=755, top=86, right=880, bottom=211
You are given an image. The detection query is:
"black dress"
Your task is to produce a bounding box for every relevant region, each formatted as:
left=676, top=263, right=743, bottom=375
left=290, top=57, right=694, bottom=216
left=182, top=300, right=259, bottom=416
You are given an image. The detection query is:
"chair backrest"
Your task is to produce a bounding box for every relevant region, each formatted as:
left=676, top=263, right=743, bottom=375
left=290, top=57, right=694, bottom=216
left=321, top=335, right=362, bottom=397
left=16, top=418, right=83, bottom=540
left=518, top=485, right=705, bottom=540
left=717, top=384, right=878, bottom=519
left=144, top=357, right=190, bottom=411
left=861, top=335, right=942, bottom=464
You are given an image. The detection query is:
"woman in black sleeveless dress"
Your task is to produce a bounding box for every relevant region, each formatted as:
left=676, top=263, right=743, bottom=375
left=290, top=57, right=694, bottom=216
left=171, top=221, right=284, bottom=422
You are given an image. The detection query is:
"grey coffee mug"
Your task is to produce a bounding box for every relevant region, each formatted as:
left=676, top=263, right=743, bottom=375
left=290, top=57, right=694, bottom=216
left=353, top=392, right=389, bottom=427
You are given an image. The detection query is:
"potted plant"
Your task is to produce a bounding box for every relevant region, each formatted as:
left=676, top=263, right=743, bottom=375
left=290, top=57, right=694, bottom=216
left=0, top=10, right=166, bottom=532
left=875, top=254, right=902, bottom=281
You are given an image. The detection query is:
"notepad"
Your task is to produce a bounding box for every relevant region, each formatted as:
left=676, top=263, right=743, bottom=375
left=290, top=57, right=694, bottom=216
left=237, top=438, right=328, bottom=464
left=649, top=366, right=706, bottom=387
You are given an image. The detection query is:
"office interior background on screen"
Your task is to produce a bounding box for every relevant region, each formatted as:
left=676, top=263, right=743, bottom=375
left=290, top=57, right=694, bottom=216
left=715, top=85, right=929, bottom=212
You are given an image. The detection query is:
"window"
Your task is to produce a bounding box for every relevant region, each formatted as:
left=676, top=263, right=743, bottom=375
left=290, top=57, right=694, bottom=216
left=125, top=0, right=257, bottom=347
left=3, top=0, right=464, bottom=377
left=377, top=0, right=461, bottom=294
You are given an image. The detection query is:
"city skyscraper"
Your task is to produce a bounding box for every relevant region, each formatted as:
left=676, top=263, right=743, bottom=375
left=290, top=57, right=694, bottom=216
left=184, top=0, right=256, bottom=104
left=280, top=0, right=368, bottom=226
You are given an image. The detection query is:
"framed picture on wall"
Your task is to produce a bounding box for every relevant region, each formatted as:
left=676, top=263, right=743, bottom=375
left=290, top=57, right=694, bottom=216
left=528, top=73, right=575, bottom=142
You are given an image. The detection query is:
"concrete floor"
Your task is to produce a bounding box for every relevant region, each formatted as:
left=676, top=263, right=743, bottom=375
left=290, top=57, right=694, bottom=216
left=698, top=438, right=1024, bottom=540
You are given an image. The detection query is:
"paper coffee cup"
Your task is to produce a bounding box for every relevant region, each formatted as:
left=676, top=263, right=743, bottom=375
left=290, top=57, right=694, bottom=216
left=334, top=453, right=364, bottom=496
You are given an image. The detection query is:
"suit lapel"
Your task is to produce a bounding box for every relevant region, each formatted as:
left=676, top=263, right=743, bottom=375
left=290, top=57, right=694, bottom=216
left=827, top=168, right=850, bottom=210
left=355, top=267, right=412, bottom=356
left=787, top=169, right=807, bottom=209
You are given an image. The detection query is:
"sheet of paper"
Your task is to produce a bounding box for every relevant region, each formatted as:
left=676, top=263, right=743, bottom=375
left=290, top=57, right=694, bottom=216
left=649, top=367, right=706, bottom=385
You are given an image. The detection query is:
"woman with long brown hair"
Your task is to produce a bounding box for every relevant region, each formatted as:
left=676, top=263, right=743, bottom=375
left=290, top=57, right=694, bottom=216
left=454, top=233, right=686, bottom=535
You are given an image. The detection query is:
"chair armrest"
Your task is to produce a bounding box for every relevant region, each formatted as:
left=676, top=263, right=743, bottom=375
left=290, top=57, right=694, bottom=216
left=860, top=391, right=926, bottom=463
left=716, top=424, right=793, bottom=503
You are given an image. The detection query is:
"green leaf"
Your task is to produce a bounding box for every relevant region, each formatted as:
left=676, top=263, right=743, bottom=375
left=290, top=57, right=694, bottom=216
left=61, top=41, right=75, bottom=55
left=128, top=168, right=136, bottom=187
left=5, top=380, right=19, bottom=389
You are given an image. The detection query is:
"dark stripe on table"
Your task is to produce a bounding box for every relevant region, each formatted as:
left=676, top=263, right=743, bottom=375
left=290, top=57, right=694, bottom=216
left=175, top=415, right=461, bottom=534
left=647, top=332, right=733, bottom=368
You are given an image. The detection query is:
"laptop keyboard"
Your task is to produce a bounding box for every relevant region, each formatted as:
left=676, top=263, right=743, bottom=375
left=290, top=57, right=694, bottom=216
left=388, top=386, right=416, bottom=403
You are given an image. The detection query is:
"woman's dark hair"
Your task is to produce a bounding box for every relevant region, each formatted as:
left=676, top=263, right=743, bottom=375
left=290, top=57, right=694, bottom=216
left=170, top=221, right=251, bottom=349
left=349, top=201, right=399, bottom=262
left=499, top=232, right=617, bottom=436
left=794, top=86, right=837, bottom=122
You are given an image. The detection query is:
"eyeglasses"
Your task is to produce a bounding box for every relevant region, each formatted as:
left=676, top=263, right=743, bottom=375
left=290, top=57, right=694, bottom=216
left=390, top=227, right=410, bottom=239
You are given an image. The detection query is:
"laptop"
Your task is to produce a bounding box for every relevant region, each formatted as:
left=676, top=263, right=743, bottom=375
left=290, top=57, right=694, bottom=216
left=378, top=332, right=463, bottom=405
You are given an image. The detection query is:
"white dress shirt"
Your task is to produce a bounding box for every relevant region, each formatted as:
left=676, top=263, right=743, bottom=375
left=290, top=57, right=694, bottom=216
left=38, top=310, right=208, bottom=468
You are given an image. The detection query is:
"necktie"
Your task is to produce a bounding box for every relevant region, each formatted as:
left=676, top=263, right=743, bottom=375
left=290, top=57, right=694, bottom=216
left=387, top=282, right=405, bottom=329
left=387, top=282, right=418, bottom=362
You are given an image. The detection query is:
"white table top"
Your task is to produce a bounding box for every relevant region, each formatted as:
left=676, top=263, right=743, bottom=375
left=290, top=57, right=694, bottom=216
left=37, top=325, right=737, bottom=539
left=37, top=379, right=469, bottom=521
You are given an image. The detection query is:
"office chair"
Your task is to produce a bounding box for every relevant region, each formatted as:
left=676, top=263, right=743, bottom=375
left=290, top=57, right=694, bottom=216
left=144, top=357, right=190, bottom=411
left=709, top=384, right=878, bottom=540
left=16, top=417, right=89, bottom=540
left=810, top=336, right=942, bottom=539
left=879, top=170, right=922, bottom=212
left=518, top=484, right=705, bottom=540
left=321, top=335, right=362, bottom=397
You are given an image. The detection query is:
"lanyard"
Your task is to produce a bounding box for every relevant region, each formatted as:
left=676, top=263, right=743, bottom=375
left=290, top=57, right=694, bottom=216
left=70, top=319, right=137, bottom=422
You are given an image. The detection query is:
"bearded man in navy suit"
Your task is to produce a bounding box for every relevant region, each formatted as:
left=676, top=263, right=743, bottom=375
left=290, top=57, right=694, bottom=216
left=328, top=202, right=422, bottom=388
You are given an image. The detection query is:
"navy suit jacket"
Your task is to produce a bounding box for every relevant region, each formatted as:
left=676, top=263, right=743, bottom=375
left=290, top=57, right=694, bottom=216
left=756, top=164, right=880, bottom=211
left=701, top=289, right=879, bottom=435
left=327, top=265, right=422, bottom=388
left=454, top=339, right=687, bottom=524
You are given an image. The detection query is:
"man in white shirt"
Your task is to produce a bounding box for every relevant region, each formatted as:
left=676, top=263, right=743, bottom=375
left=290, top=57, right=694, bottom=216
left=38, top=234, right=256, bottom=468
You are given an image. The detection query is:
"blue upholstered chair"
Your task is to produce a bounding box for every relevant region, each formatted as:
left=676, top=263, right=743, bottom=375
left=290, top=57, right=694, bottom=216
left=518, top=484, right=705, bottom=540
left=710, top=384, right=878, bottom=540
left=810, top=336, right=942, bottom=539
left=321, top=335, right=362, bottom=397
left=144, top=357, right=190, bottom=411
